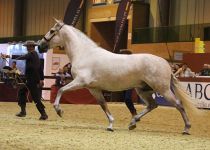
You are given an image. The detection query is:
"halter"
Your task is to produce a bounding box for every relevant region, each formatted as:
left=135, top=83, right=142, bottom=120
left=43, top=23, right=65, bottom=42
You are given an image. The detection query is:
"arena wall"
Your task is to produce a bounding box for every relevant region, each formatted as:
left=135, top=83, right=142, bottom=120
left=86, top=2, right=210, bottom=59
left=130, top=41, right=210, bottom=60
left=1, top=0, right=210, bottom=59
left=0, top=0, right=14, bottom=37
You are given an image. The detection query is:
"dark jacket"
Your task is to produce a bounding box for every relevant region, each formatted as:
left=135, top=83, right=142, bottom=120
left=12, top=51, right=43, bottom=83
left=200, top=69, right=210, bottom=76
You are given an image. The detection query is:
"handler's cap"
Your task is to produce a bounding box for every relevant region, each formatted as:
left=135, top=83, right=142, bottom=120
left=23, top=40, right=38, bottom=46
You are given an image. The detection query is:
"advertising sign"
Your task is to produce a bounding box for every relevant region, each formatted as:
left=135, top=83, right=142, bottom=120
left=152, top=81, right=210, bottom=108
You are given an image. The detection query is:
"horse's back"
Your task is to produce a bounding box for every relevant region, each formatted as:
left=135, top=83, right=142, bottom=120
left=137, top=54, right=172, bottom=92
left=80, top=51, right=172, bottom=91
left=119, top=53, right=171, bottom=77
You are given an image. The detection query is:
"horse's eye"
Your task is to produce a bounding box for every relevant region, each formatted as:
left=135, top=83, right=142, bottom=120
left=50, top=30, right=54, bottom=34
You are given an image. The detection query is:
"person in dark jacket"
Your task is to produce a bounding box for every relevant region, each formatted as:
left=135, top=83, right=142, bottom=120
left=1, top=40, right=48, bottom=120
left=199, top=64, right=210, bottom=76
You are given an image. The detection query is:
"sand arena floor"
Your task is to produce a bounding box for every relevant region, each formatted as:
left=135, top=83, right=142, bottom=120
left=0, top=102, right=210, bottom=150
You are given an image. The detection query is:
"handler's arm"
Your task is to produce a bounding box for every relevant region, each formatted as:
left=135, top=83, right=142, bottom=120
left=11, top=52, right=32, bottom=60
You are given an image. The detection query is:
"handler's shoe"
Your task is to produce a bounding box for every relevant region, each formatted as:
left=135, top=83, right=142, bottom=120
left=16, top=111, right=26, bottom=117
left=39, top=113, right=48, bottom=120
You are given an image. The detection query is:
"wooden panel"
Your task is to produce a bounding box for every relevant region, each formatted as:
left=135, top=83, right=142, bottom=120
left=132, top=3, right=149, bottom=29
left=183, top=53, right=210, bottom=72
left=203, top=41, right=210, bottom=53
left=35, top=0, right=40, bottom=33
left=130, top=41, right=210, bottom=59
left=87, top=2, right=150, bottom=53
left=25, top=0, right=30, bottom=35
left=39, top=0, right=45, bottom=34
left=7, top=0, right=11, bottom=36
left=0, top=0, right=14, bottom=37
left=90, top=21, right=115, bottom=50
left=172, top=0, right=210, bottom=25
left=25, top=0, right=71, bottom=36
left=88, top=4, right=118, bottom=19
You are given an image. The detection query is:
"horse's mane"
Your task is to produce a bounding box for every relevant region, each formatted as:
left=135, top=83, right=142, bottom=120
left=69, top=26, right=98, bottom=48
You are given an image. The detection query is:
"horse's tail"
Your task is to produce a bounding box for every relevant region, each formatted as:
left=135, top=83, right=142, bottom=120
left=171, top=75, right=202, bottom=117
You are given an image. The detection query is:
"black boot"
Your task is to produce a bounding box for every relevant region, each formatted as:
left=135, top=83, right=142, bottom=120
left=16, top=105, right=26, bottom=117
left=36, top=104, right=48, bottom=120
left=39, top=111, right=48, bottom=120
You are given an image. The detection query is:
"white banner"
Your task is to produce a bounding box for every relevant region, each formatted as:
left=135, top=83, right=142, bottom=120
left=181, top=82, right=210, bottom=108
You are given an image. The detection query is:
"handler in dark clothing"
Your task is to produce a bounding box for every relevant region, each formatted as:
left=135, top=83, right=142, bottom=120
left=1, top=40, right=48, bottom=120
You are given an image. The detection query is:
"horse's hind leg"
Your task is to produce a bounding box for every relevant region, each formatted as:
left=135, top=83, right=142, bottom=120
left=129, top=87, right=158, bottom=130
left=162, top=90, right=191, bottom=134
left=89, top=89, right=114, bottom=132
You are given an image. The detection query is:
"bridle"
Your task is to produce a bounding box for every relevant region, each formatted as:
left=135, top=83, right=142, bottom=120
left=43, top=23, right=65, bottom=42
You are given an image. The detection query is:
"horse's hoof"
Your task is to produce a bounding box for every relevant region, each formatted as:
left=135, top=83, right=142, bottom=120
left=57, top=109, right=64, bottom=117
left=106, top=128, right=114, bottom=132
left=182, top=131, right=190, bottom=135
left=128, top=123, right=136, bottom=130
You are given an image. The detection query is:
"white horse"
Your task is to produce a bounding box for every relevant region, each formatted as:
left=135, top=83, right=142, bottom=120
left=38, top=20, right=197, bottom=134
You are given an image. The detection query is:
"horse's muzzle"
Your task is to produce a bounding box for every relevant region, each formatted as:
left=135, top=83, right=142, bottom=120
left=38, top=40, right=49, bottom=53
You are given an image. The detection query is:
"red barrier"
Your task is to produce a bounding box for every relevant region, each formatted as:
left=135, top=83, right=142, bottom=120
left=0, top=83, right=18, bottom=102
left=0, top=83, right=32, bottom=102
left=50, top=85, right=97, bottom=104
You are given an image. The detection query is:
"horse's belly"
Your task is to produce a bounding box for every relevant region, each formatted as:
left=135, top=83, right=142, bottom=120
left=89, top=78, right=141, bottom=91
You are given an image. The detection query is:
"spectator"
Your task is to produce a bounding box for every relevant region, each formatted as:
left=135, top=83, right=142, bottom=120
left=55, top=67, right=72, bottom=87
left=199, top=64, right=210, bottom=76
left=64, top=63, right=72, bottom=75
left=55, top=68, right=64, bottom=87
left=63, top=66, right=72, bottom=83
left=171, top=64, right=180, bottom=74
left=11, top=61, right=21, bottom=75
left=174, top=63, right=195, bottom=77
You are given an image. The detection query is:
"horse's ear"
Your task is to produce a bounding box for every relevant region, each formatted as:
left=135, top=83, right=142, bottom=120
left=53, top=17, right=64, bottom=25
left=53, top=17, right=60, bottom=23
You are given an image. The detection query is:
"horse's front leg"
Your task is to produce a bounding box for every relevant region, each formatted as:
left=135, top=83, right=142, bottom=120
left=54, top=78, right=84, bottom=117
left=89, top=89, right=114, bottom=132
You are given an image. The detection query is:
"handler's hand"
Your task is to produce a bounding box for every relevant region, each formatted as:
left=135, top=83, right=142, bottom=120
left=40, top=80, right=44, bottom=87
left=0, top=53, right=6, bottom=59
left=0, top=53, right=9, bottom=59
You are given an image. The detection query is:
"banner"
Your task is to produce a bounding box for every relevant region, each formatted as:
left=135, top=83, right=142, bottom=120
left=152, top=81, right=210, bottom=108
left=113, top=0, right=132, bottom=53
left=181, top=81, right=210, bottom=108
left=63, top=0, right=85, bottom=26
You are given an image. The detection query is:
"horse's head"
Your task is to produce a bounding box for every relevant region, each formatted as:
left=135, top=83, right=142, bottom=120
left=38, top=19, right=65, bottom=53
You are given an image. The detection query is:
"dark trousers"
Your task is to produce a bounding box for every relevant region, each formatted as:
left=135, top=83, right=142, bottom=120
left=18, top=82, right=45, bottom=113
left=124, top=89, right=137, bottom=115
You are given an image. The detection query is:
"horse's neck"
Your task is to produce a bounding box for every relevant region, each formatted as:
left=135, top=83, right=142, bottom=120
left=61, top=26, right=97, bottom=62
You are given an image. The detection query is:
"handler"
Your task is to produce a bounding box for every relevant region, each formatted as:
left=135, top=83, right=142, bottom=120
left=1, top=40, right=48, bottom=120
